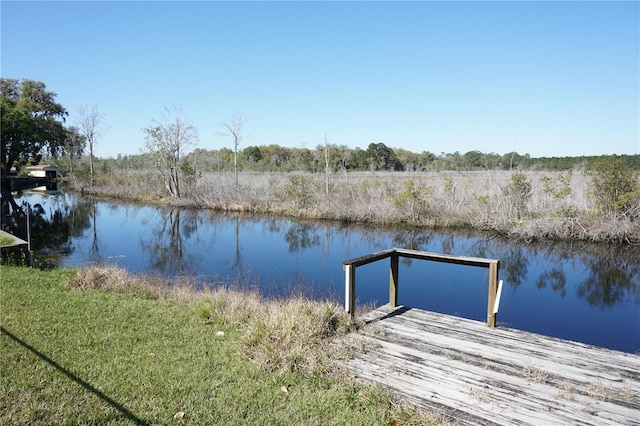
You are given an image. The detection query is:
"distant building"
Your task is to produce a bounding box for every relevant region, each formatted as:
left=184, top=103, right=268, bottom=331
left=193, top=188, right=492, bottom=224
left=25, top=165, right=60, bottom=191
left=26, top=165, right=59, bottom=179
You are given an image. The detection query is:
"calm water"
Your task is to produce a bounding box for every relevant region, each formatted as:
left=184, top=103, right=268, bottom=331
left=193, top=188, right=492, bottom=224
left=3, top=191, right=639, bottom=353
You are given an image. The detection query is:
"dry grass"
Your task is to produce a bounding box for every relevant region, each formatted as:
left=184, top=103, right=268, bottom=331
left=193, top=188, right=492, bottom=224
left=67, top=265, right=171, bottom=299
left=67, top=266, right=360, bottom=377
left=80, top=169, right=640, bottom=243
left=468, top=386, right=493, bottom=404
left=193, top=288, right=360, bottom=375
left=586, top=382, right=635, bottom=403
left=523, top=365, right=551, bottom=385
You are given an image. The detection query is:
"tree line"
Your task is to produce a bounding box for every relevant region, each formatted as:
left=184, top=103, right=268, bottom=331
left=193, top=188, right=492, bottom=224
left=3, top=77, right=639, bottom=194
left=90, top=144, right=639, bottom=176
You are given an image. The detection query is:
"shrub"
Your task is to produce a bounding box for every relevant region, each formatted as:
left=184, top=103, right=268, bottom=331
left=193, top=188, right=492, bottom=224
left=393, top=179, right=432, bottom=224
left=502, top=172, right=531, bottom=220
left=541, top=170, right=572, bottom=199
left=284, top=174, right=315, bottom=209
left=587, top=156, right=640, bottom=219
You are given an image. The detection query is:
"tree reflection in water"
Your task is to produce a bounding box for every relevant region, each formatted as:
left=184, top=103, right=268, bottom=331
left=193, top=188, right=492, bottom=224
left=470, top=235, right=640, bottom=309
left=577, top=252, right=640, bottom=309
left=139, top=208, right=205, bottom=276
left=283, top=222, right=321, bottom=252
left=536, top=267, right=567, bottom=298
left=1, top=190, right=92, bottom=266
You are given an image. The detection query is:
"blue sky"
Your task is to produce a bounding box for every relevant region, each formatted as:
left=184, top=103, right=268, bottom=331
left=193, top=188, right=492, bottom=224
left=2, top=1, right=638, bottom=159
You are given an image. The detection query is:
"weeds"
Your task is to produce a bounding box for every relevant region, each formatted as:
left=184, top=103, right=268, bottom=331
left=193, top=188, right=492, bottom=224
left=587, top=382, right=635, bottom=403
left=468, top=386, right=492, bottom=403
left=523, top=365, right=551, bottom=385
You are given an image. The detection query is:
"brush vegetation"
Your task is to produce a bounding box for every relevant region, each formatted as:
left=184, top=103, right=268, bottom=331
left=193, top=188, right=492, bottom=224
left=71, top=163, right=639, bottom=244
left=1, top=265, right=442, bottom=425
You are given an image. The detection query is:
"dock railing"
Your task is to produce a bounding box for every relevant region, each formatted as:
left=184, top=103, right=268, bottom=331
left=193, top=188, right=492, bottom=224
left=343, top=248, right=502, bottom=327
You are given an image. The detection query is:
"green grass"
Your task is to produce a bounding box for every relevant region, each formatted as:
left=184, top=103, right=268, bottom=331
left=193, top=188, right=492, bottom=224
left=0, top=266, right=440, bottom=425
left=0, top=235, right=16, bottom=245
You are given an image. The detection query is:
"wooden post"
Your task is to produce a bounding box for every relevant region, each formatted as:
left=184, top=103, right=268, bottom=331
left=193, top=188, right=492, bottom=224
left=486, top=261, right=499, bottom=327
left=344, top=264, right=355, bottom=318
left=389, top=251, right=399, bottom=308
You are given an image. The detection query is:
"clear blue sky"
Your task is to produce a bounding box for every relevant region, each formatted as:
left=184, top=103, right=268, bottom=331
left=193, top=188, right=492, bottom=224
left=2, top=1, right=639, bottom=159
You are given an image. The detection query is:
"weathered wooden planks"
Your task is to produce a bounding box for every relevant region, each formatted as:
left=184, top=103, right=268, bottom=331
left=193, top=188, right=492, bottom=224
left=347, top=305, right=640, bottom=426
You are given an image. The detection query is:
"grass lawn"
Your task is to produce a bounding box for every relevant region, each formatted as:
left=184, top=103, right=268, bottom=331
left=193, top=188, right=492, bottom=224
left=0, top=235, right=15, bottom=246
left=0, top=266, right=438, bottom=425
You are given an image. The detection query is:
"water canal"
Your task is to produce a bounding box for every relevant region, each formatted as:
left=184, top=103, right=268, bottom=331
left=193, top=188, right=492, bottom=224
left=3, top=190, right=639, bottom=353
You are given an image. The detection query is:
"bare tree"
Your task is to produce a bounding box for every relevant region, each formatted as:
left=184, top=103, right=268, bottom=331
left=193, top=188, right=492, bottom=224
left=77, top=105, right=107, bottom=189
left=324, top=133, right=330, bottom=195
left=143, top=105, right=198, bottom=198
left=219, top=112, right=247, bottom=191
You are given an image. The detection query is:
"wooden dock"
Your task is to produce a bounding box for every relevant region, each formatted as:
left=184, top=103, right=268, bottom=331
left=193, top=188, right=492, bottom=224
left=0, top=230, right=29, bottom=265
left=347, top=304, right=640, bottom=426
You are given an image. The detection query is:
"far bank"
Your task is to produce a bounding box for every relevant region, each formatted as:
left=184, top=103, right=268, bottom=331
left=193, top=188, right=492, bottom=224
left=68, top=169, right=639, bottom=244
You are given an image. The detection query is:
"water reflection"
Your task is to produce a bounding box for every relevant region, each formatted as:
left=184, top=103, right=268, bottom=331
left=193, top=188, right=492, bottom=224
left=284, top=222, right=321, bottom=252
left=1, top=190, right=92, bottom=266
left=468, top=236, right=640, bottom=309
left=536, top=267, right=567, bottom=298
left=1, top=190, right=638, bottom=352
left=141, top=209, right=187, bottom=275
left=577, top=253, right=640, bottom=309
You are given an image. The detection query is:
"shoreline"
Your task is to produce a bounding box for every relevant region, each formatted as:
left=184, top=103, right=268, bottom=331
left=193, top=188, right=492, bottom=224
left=73, top=171, right=639, bottom=245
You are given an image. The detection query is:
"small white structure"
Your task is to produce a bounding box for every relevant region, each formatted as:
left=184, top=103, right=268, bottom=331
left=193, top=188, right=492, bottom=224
left=26, top=165, right=59, bottom=178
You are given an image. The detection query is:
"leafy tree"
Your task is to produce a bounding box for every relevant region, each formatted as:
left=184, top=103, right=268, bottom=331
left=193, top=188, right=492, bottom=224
left=462, top=150, right=484, bottom=169
left=500, top=151, right=531, bottom=170
left=395, top=148, right=422, bottom=171
left=483, top=152, right=502, bottom=170
left=58, top=126, right=86, bottom=177
left=291, top=147, right=314, bottom=172
left=366, top=142, right=402, bottom=171
left=349, top=147, right=368, bottom=170
left=216, top=148, right=234, bottom=171
left=262, top=144, right=291, bottom=169
left=1, top=78, right=68, bottom=176
left=143, top=105, right=198, bottom=198
left=241, top=146, right=263, bottom=165
left=417, top=151, right=437, bottom=170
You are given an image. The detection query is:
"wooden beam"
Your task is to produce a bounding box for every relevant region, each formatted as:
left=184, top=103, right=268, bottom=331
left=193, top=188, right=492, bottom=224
left=395, top=248, right=498, bottom=268
left=343, top=249, right=395, bottom=268
left=487, top=261, right=499, bottom=327
left=389, top=251, right=399, bottom=308
left=344, top=264, right=356, bottom=318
